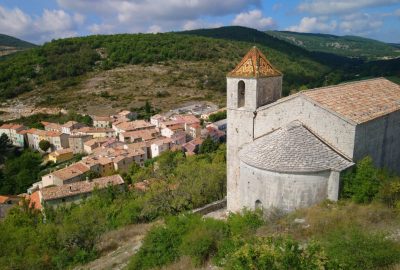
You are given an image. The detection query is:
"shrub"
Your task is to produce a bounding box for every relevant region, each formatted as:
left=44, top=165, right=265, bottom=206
left=227, top=209, right=264, bottom=236
left=376, top=177, right=400, bottom=208
left=226, top=236, right=333, bottom=270
left=39, top=139, right=51, bottom=152
left=180, top=218, right=227, bottom=266
left=341, top=157, right=383, bottom=203
left=128, top=214, right=200, bottom=270
left=320, top=226, right=400, bottom=269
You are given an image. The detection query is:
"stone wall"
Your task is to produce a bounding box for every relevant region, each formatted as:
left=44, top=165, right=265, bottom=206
left=239, top=161, right=334, bottom=212
left=354, top=110, right=400, bottom=174
left=254, top=95, right=357, bottom=158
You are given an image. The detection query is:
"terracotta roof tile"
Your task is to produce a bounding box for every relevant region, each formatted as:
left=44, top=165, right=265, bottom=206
left=41, top=175, right=124, bottom=201
left=302, top=78, right=400, bottom=124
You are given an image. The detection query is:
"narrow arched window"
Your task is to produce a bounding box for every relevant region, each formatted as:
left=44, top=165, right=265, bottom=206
left=255, top=200, right=263, bottom=210
left=238, top=80, right=245, bottom=108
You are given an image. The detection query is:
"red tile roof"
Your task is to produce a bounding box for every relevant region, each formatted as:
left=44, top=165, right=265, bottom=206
left=302, top=78, right=400, bottom=124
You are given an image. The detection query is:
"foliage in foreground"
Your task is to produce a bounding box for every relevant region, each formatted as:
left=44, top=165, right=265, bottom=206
left=129, top=212, right=339, bottom=270
left=0, top=147, right=226, bottom=269
left=341, top=156, right=400, bottom=208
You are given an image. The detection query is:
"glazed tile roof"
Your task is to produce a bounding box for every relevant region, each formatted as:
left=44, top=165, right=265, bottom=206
left=228, top=46, right=282, bottom=78
left=302, top=78, right=400, bottom=124
left=239, top=121, right=353, bottom=173
left=41, top=174, right=124, bottom=201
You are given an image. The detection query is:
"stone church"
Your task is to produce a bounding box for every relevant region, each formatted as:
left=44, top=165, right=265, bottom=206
left=227, top=47, right=400, bottom=213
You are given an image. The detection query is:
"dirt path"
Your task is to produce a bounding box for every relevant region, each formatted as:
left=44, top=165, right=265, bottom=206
left=74, top=223, right=154, bottom=270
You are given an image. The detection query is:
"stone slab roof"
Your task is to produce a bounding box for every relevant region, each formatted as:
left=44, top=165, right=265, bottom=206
left=239, top=121, right=353, bottom=173
left=302, top=78, right=400, bottom=124
left=41, top=174, right=124, bottom=201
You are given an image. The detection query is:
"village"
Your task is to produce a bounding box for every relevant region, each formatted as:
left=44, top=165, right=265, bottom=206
left=0, top=102, right=226, bottom=213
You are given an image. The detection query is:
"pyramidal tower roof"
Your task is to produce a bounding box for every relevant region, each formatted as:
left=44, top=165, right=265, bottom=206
left=228, top=46, right=282, bottom=78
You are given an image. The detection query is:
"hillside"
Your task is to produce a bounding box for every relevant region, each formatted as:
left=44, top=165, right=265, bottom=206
left=0, top=26, right=399, bottom=118
left=266, top=30, right=400, bottom=60
left=0, top=34, right=36, bottom=57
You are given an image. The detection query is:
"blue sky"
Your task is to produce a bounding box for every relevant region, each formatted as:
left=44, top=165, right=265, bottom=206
left=1, top=0, right=399, bottom=44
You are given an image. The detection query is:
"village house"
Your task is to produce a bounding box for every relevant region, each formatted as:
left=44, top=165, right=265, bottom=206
left=30, top=175, right=125, bottom=209
left=207, top=118, right=227, bottom=132
left=61, top=121, right=86, bottom=135
left=83, top=137, right=109, bottom=154
left=42, top=122, right=62, bottom=132
left=68, top=134, right=93, bottom=154
left=0, top=195, right=21, bottom=219
left=0, top=123, right=26, bottom=147
left=112, top=120, right=156, bottom=135
left=112, top=148, right=147, bottom=171
left=150, top=114, right=165, bottom=127
left=42, top=162, right=90, bottom=187
left=170, top=131, right=187, bottom=146
left=187, top=123, right=202, bottom=139
left=150, top=137, right=173, bottom=158
left=203, top=126, right=226, bottom=142
left=48, top=148, right=74, bottom=163
left=119, top=128, right=159, bottom=143
left=117, top=110, right=137, bottom=120
left=25, top=128, right=69, bottom=152
left=92, top=116, right=112, bottom=128
left=72, top=127, right=115, bottom=138
left=172, top=114, right=200, bottom=127
left=80, top=156, right=114, bottom=176
left=182, top=138, right=203, bottom=156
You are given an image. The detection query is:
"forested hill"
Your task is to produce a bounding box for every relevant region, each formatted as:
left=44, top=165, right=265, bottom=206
left=0, top=26, right=398, bottom=109
left=0, top=34, right=36, bottom=58
left=265, top=30, right=400, bottom=60
left=0, top=34, right=36, bottom=49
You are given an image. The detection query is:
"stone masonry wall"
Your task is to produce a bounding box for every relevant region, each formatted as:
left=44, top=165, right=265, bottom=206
left=354, top=110, right=400, bottom=174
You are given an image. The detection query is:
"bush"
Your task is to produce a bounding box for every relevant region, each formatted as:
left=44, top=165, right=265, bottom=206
left=128, top=214, right=200, bottom=270
left=180, top=218, right=227, bottom=266
left=320, top=226, right=400, bottom=269
left=342, top=157, right=383, bottom=203
left=39, top=139, right=51, bottom=152
left=226, top=236, right=333, bottom=270
left=208, top=110, right=226, bottom=122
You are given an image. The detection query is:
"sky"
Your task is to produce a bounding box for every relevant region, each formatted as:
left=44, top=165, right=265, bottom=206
left=0, top=0, right=399, bottom=44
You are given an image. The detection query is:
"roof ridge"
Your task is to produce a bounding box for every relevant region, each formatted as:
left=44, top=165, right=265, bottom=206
left=300, top=77, right=395, bottom=94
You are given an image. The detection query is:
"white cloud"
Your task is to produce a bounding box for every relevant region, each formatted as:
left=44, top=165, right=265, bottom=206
left=232, top=9, right=276, bottom=30
left=339, top=13, right=383, bottom=34
left=147, top=25, right=162, bottom=33
left=182, top=20, right=223, bottom=31
left=298, top=0, right=400, bottom=15
left=286, top=17, right=337, bottom=33
left=0, top=5, right=83, bottom=43
left=395, top=9, right=400, bottom=16
left=58, top=0, right=260, bottom=21
left=57, top=0, right=261, bottom=34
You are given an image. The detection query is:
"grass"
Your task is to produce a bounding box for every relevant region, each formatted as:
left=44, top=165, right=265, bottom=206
left=128, top=201, right=400, bottom=270
left=12, top=61, right=226, bottom=117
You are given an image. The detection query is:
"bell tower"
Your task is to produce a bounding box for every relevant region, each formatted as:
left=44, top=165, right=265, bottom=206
left=226, top=46, right=283, bottom=212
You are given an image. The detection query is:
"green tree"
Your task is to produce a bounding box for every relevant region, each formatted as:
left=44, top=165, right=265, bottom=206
left=39, top=139, right=51, bottom=152
left=1, top=150, right=42, bottom=194
left=0, top=133, right=12, bottom=163
left=199, top=136, right=219, bottom=154
left=342, top=157, right=382, bottom=203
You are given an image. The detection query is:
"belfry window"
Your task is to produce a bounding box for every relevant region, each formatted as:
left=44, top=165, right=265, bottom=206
left=238, top=80, right=245, bottom=108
